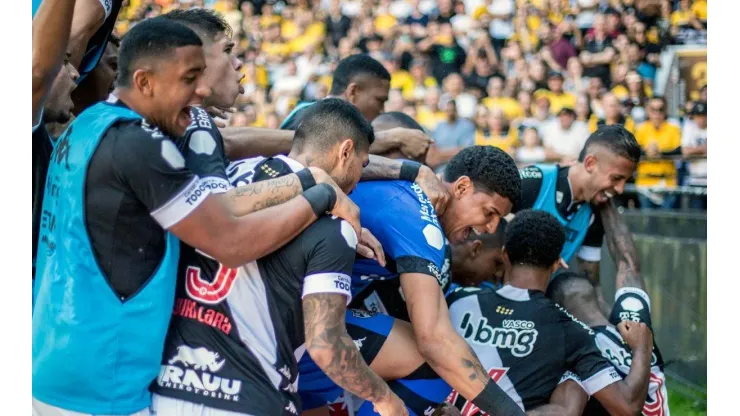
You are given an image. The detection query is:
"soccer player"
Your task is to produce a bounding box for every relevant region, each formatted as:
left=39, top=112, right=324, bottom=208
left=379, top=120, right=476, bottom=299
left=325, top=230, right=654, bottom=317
left=300, top=146, right=526, bottom=416
left=547, top=200, right=670, bottom=416
left=32, top=19, right=356, bottom=416
left=32, top=0, right=80, bottom=288
left=514, top=125, right=641, bottom=311
left=151, top=98, right=407, bottom=416
left=444, top=210, right=654, bottom=415
left=224, top=54, right=432, bottom=163
left=371, top=111, right=431, bottom=163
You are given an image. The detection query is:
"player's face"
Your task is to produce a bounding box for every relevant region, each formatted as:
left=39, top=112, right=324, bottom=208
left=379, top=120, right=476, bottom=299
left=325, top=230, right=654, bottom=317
left=584, top=151, right=636, bottom=205
left=202, top=33, right=244, bottom=109
left=451, top=242, right=505, bottom=287
left=148, top=45, right=209, bottom=137
left=351, top=78, right=390, bottom=122
left=330, top=140, right=370, bottom=194
left=45, top=60, right=79, bottom=124
left=443, top=177, right=514, bottom=244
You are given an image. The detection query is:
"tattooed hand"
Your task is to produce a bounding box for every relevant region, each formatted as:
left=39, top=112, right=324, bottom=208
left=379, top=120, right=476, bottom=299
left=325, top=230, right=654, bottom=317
left=415, top=165, right=451, bottom=217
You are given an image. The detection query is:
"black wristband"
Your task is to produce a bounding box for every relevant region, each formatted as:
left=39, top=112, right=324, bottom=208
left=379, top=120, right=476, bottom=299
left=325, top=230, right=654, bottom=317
left=302, top=183, right=337, bottom=217
left=296, top=168, right=316, bottom=191
left=471, top=381, right=525, bottom=416
left=399, top=160, right=422, bottom=182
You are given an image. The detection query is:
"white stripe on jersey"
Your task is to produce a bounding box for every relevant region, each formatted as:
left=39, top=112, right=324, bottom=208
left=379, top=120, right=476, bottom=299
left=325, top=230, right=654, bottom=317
left=229, top=261, right=284, bottom=390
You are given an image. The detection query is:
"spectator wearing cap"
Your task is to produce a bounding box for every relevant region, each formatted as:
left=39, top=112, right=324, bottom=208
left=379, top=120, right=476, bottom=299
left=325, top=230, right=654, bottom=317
left=681, top=100, right=707, bottom=209
left=475, top=108, right=518, bottom=157
left=635, top=97, right=682, bottom=209
left=541, top=106, right=589, bottom=163
left=482, top=76, right=523, bottom=121
left=536, top=71, right=577, bottom=115
left=589, top=92, right=636, bottom=134
left=428, top=99, right=476, bottom=173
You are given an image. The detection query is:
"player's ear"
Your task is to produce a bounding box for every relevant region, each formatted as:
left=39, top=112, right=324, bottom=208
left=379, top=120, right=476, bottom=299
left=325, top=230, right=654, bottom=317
left=549, top=259, right=561, bottom=275
left=469, top=240, right=483, bottom=259
left=133, top=69, right=153, bottom=97
left=454, top=175, right=473, bottom=198
left=338, top=138, right=355, bottom=164
left=345, top=82, right=359, bottom=104
left=583, top=153, right=597, bottom=173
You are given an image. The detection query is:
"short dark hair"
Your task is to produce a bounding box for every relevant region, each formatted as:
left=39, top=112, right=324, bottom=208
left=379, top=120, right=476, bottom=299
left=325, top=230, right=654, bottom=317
left=108, top=34, right=121, bottom=48
left=546, top=271, right=594, bottom=305
left=505, top=210, right=565, bottom=269
left=160, top=8, right=232, bottom=41
left=117, top=18, right=203, bottom=88
left=330, top=54, right=391, bottom=95
left=578, top=125, right=641, bottom=163
left=293, top=98, right=375, bottom=153
left=444, top=146, right=521, bottom=203
left=373, top=111, right=424, bottom=132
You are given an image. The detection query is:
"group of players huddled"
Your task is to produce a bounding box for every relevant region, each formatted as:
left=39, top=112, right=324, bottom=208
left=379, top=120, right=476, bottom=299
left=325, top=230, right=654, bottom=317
left=32, top=1, right=669, bottom=416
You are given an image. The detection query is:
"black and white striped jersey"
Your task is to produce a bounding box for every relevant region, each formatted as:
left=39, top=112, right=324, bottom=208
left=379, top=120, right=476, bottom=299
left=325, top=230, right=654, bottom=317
left=565, top=287, right=670, bottom=416
left=152, top=155, right=358, bottom=415
left=444, top=285, right=621, bottom=413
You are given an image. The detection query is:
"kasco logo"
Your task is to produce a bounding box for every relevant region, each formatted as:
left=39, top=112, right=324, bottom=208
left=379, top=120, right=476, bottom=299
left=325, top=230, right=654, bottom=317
left=459, top=313, right=538, bottom=357
left=158, top=345, right=242, bottom=402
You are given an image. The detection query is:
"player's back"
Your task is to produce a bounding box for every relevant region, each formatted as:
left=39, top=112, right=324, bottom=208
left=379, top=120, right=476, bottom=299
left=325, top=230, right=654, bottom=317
left=445, top=285, right=619, bottom=412
left=349, top=180, right=450, bottom=298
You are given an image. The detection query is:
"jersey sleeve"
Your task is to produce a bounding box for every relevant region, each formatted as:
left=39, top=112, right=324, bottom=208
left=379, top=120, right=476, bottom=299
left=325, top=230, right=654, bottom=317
left=577, top=211, right=604, bottom=262
left=608, top=287, right=653, bottom=330
left=301, top=217, right=358, bottom=305
left=362, top=184, right=447, bottom=285
left=513, top=166, right=544, bottom=212
left=182, top=107, right=230, bottom=194
left=110, top=121, right=210, bottom=229
left=561, top=311, right=622, bottom=395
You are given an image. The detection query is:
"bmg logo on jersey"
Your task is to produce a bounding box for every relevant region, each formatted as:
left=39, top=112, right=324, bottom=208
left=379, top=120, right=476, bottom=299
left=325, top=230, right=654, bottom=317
left=459, top=313, right=538, bottom=357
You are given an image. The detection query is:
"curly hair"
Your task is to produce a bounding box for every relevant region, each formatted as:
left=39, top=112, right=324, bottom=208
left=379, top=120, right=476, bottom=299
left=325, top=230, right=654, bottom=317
left=505, top=210, right=565, bottom=269
left=444, top=145, right=521, bottom=203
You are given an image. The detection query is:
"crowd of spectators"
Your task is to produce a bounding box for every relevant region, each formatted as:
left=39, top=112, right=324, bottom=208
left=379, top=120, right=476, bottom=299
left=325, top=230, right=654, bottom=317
left=113, top=0, right=708, bottom=209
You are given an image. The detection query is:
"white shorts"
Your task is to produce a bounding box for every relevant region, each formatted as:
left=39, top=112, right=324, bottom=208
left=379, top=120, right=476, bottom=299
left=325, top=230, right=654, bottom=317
left=150, top=395, right=253, bottom=416
left=32, top=398, right=151, bottom=416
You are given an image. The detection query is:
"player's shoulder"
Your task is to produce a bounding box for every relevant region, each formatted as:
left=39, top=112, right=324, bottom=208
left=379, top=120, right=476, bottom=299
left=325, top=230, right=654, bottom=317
left=446, top=285, right=495, bottom=307
left=550, top=300, right=597, bottom=335
left=519, top=165, right=544, bottom=180
left=300, top=216, right=358, bottom=251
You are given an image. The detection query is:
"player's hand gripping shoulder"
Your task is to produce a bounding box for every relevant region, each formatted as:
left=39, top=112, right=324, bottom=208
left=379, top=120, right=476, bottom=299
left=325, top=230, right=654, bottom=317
left=394, top=127, right=433, bottom=161
left=357, top=227, right=387, bottom=267
left=302, top=292, right=407, bottom=416
left=415, top=164, right=451, bottom=216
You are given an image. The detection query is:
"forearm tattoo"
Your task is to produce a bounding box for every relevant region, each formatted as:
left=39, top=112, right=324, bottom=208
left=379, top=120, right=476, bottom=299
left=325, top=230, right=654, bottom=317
left=361, top=155, right=402, bottom=181
left=228, top=174, right=302, bottom=214
left=599, top=202, right=646, bottom=291
left=303, top=294, right=392, bottom=403
left=462, top=344, right=491, bottom=384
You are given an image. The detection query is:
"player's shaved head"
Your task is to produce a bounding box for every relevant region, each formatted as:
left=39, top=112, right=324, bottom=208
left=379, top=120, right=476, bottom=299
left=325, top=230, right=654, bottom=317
left=547, top=271, right=605, bottom=325
left=116, top=18, right=203, bottom=88
left=372, top=111, right=425, bottom=132
left=293, top=98, right=375, bottom=153
left=161, top=8, right=232, bottom=43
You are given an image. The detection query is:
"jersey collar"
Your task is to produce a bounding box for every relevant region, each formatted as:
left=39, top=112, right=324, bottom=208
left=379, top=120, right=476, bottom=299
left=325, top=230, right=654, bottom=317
left=274, top=155, right=306, bottom=172
left=496, top=285, right=544, bottom=302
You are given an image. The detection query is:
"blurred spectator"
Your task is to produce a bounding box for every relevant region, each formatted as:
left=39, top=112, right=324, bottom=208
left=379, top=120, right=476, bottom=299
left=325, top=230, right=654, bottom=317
left=589, top=92, right=636, bottom=133
left=538, top=71, right=576, bottom=115
left=670, top=0, right=707, bottom=45
left=462, top=36, right=501, bottom=97
left=482, top=76, right=522, bottom=121
left=404, top=59, right=438, bottom=101
left=427, top=100, right=476, bottom=173
left=230, top=111, right=250, bottom=127
left=325, top=0, right=352, bottom=51
left=515, top=126, right=547, bottom=164
left=417, top=87, right=446, bottom=131
left=419, top=23, right=467, bottom=83
left=439, top=73, right=478, bottom=119
left=541, top=107, right=589, bottom=163
left=475, top=108, right=517, bottom=156
left=635, top=97, right=682, bottom=209
left=580, top=13, right=616, bottom=87
left=681, top=100, right=707, bottom=209
left=541, top=22, right=580, bottom=72
left=574, top=94, right=592, bottom=123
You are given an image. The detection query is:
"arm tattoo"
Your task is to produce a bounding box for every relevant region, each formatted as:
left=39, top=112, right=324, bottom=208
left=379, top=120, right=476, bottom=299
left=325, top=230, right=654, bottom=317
left=228, top=174, right=303, bottom=216
left=361, top=155, right=402, bottom=181
left=303, top=293, right=392, bottom=404
left=462, top=344, right=491, bottom=383
left=599, top=202, right=646, bottom=291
